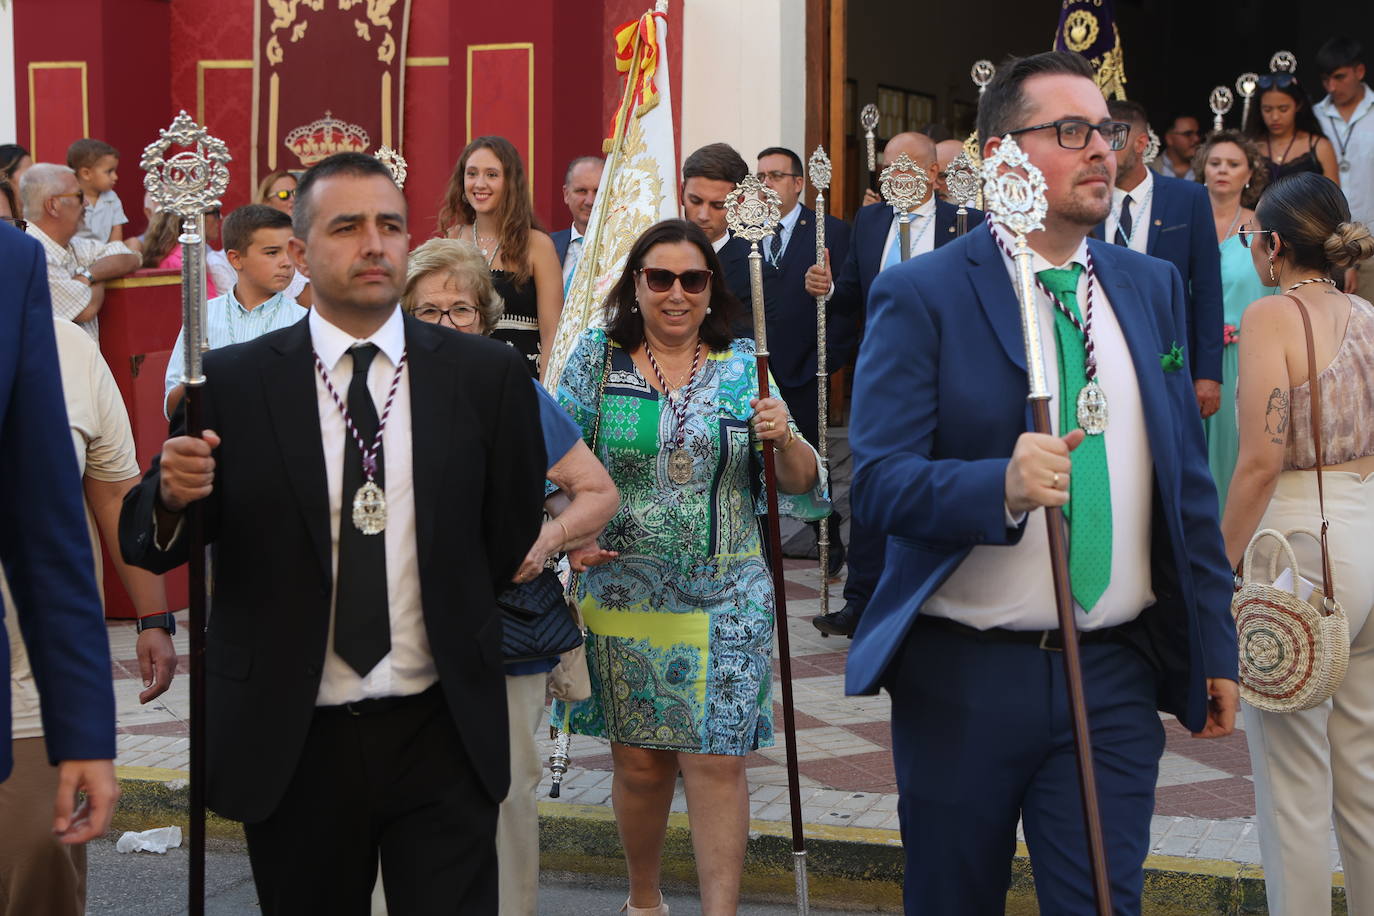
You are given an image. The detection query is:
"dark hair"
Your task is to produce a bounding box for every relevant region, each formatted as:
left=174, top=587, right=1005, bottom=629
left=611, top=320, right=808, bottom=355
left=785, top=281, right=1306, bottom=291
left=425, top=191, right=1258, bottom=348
left=756, top=146, right=803, bottom=177
left=604, top=219, right=740, bottom=351
left=222, top=204, right=292, bottom=254
left=1316, top=37, right=1363, bottom=76
left=1257, top=172, right=1374, bottom=271
left=1161, top=112, right=1200, bottom=135
left=293, top=151, right=399, bottom=239
left=435, top=136, right=543, bottom=286
left=0, top=144, right=28, bottom=182
left=1244, top=80, right=1326, bottom=142
left=66, top=138, right=119, bottom=172
left=1107, top=98, right=1149, bottom=130
left=976, top=51, right=1097, bottom=146
left=1193, top=129, right=1268, bottom=207
left=563, top=155, right=604, bottom=186
left=0, top=178, right=17, bottom=220
left=682, top=143, right=748, bottom=185
left=919, top=122, right=953, bottom=142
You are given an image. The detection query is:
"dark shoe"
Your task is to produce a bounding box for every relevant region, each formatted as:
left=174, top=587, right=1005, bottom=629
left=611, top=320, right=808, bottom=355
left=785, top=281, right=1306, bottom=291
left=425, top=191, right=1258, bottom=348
left=812, top=601, right=862, bottom=638
left=825, top=535, right=847, bottom=579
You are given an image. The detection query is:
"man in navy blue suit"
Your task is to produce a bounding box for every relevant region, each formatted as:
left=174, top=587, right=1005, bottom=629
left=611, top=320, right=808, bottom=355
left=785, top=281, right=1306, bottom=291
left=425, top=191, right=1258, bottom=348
left=0, top=221, right=118, bottom=843
left=756, top=146, right=853, bottom=573
left=550, top=156, right=603, bottom=293
left=804, top=131, right=985, bottom=637
left=681, top=143, right=754, bottom=337
left=1096, top=98, right=1224, bottom=418
left=845, top=53, right=1239, bottom=914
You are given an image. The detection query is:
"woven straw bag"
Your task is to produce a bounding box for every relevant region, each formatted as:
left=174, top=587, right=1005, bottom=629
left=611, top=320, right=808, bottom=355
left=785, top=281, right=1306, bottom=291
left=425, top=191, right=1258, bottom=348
left=1232, top=294, right=1350, bottom=713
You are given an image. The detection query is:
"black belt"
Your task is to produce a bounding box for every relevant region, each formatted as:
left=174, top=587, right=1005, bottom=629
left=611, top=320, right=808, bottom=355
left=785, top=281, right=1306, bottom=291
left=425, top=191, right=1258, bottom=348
left=316, top=683, right=442, bottom=717
left=915, top=613, right=1129, bottom=651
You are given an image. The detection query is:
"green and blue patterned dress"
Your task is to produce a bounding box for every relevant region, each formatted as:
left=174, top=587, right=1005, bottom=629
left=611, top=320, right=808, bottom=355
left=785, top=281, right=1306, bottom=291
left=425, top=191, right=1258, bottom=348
left=552, top=328, right=828, bottom=756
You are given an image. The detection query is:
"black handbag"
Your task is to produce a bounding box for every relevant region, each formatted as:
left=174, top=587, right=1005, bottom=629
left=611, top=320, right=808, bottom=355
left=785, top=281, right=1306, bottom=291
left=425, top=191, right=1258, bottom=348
left=497, top=568, right=584, bottom=662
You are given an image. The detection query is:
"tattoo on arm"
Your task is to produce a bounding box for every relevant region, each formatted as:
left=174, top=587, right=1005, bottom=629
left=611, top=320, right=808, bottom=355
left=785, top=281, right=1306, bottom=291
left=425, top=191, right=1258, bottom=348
left=1264, top=387, right=1290, bottom=440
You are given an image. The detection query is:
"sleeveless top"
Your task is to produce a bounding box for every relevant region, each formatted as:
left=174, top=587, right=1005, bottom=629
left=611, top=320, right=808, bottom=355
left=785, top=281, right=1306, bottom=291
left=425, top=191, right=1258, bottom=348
left=1285, top=295, right=1374, bottom=469
left=1266, top=134, right=1325, bottom=183
left=490, top=269, right=540, bottom=377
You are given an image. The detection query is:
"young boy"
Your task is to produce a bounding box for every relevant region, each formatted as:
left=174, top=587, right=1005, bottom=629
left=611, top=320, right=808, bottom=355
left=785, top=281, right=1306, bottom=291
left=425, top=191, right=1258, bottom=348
left=67, top=138, right=127, bottom=244
left=163, top=204, right=307, bottom=416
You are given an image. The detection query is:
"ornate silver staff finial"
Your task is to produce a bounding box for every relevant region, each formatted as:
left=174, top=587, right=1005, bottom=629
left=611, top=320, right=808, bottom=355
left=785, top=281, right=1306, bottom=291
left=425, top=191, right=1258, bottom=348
left=808, top=145, right=832, bottom=193
left=1270, top=50, right=1297, bottom=74
left=725, top=173, right=782, bottom=245
left=374, top=145, right=408, bottom=189
left=141, top=111, right=231, bottom=220
left=860, top=103, right=880, bottom=173
left=946, top=152, right=980, bottom=208
left=808, top=144, right=834, bottom=617
left=1209, top=86, right=1234, bottom=133
left=1143, top=127, right=1161, bottom=166
left=971, top=60, right=996, bottom=95
left=1237, top=72, right=1260, bottom=128
left=879, top=153, right=930, bottom=214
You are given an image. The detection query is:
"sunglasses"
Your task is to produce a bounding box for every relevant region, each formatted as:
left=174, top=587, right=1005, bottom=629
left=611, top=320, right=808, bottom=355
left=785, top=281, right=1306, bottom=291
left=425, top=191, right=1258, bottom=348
left=1258, top=74, right=1297, bottom=90
left=270, top=188, right=295, bottom=201
left=1236, top=228, right=1273, bottom=249
left=639, top=267, right=712, bottom=294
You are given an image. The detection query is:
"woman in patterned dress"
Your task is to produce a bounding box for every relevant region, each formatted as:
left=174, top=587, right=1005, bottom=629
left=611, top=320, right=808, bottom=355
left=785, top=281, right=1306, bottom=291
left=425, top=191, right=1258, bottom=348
left=553, top=220, right=828, bottom=915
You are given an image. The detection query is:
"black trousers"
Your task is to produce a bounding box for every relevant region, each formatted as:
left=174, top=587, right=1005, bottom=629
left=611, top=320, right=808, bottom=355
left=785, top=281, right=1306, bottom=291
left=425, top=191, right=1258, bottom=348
left=778, top=377, right=844, bottom=549
left=242, top=685, right=498, bottom=915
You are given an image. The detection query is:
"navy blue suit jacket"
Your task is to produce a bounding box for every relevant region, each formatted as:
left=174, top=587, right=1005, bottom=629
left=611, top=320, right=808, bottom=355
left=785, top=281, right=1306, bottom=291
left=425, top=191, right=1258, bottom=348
left=551, top=227, right=572, bottom=266
left=1093, top=174, right=1223, bottom=383
left=830, top=199, right=985, bottom=370
left=0, top=223, right=115, bottom=779
left=760, top=205, right=852, bottom=390
left=718, top=234, right=755, bottom=339
left=844, top=225, right=1238, bottom=733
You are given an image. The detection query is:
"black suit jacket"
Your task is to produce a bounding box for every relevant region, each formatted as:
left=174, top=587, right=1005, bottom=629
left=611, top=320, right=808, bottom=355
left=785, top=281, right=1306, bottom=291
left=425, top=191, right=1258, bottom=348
left=119, top=315, right=546, bottom=823
left=760, top=205, right=852, bottom=390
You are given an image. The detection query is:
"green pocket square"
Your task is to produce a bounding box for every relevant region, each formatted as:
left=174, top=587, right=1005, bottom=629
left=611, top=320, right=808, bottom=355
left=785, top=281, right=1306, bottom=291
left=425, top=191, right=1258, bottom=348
left=1160, top=343, right=1185, bottom=373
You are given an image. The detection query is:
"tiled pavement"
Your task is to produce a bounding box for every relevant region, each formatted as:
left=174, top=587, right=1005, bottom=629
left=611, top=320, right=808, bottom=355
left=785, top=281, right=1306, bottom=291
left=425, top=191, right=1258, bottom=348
left=108, top=430, right=1343, bottom=873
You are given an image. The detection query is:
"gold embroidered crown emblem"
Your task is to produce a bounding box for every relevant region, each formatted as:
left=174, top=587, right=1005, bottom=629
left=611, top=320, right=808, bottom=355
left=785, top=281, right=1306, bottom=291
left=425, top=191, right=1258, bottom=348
left=284, top=111, right=371, bottom=166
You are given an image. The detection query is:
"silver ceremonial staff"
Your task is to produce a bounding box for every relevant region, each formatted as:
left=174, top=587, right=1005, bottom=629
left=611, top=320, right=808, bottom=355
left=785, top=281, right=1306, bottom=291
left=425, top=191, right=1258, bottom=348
left=945, top=150, right=980, bottom=238
left=140, top=111, right=230, bottom=916
left=879, top=153, right=929, bottom=263
left=1209, top=85, right=1234, bottom=133
left=1236, top=73, right=1260, bottom=131
left=374, top=145, right=408, bottom=189
left=981, top=136, right=1112, bottom=916
left=809, top=146, right=833, bottom=617
left=725, top=175, right=810, bottom=915
left=860, top=103, right=879, bottom=194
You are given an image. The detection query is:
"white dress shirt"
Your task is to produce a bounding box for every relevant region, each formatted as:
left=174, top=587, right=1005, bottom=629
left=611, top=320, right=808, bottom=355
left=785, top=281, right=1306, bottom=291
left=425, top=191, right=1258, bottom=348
left=880, top=196, right=938, bottom=266
left=1316, top=84, right=1374, bottom=226
left=922, top=229, right=1155, bottom=631
left=1105, top=169, right=1154, bottom=255
left=310, top=307, right=435, bottom=705
left=711, top=230, right=731, bottom=253
left=769, top=203, right=803, bottom=265
left=561, top=224, right=585, bottom=290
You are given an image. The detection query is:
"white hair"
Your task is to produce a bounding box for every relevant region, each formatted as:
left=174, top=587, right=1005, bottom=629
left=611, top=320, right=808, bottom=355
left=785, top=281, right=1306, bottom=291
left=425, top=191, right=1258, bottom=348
left=18, top=163, right=75, bottom=217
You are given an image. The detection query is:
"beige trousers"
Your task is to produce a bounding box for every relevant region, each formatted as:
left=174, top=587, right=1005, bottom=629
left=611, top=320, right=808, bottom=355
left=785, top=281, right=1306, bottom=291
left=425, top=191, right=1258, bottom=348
left=1245, top=470, right=1374, bottom=915
left=0, top=738, right=86, bottom=916
left=1357, top=259, right=1374, bottom=304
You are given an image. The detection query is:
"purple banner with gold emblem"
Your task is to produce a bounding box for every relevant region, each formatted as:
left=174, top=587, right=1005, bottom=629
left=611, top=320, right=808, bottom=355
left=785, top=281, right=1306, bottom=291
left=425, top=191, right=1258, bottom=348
left=252, top=0, right=411, bottom=187
left=1053, top=0, right=1126, bottom=100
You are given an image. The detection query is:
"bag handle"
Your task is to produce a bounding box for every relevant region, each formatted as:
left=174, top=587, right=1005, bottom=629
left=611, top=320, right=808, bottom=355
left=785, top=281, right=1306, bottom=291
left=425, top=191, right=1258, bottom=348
left=1285, top=293, right=1337, bottom=609
left=1242, top=528, right=1303, bottom=596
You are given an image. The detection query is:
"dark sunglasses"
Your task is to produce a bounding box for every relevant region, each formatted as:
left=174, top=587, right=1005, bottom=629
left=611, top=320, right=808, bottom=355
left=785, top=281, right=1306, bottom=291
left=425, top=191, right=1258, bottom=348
left=639, top=267, right=712, bottom=294
left=1236, top=228, right=1273, bottom=249
left=1258, top=74, right=1297, bottom=90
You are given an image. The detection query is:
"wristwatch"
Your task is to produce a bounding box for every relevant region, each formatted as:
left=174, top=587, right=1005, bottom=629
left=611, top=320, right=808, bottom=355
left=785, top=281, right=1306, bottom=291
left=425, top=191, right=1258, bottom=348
left=135, top=612, right=177, bottom=635
left=75, top=267, right=93, bottom=282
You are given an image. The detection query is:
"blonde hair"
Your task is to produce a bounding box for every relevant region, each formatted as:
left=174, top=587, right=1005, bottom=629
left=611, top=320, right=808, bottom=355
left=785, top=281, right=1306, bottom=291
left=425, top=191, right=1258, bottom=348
left=255, top=170, right=296, bottom=205
left=402, top=239, right=505, bottom=335
left=1194, top=130, right=1268, bottom=209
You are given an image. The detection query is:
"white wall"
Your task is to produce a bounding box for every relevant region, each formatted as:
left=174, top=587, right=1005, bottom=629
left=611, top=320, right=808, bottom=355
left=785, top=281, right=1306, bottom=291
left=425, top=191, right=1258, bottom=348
left=0, top=3, right=15, bottom=145
left=680, top=0, right=806, bottom=166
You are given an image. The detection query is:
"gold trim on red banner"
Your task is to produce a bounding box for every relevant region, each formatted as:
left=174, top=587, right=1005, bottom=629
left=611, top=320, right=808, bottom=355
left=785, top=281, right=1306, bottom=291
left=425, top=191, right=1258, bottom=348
left=465, top=42, right=536, bottom=198
left=27, top=62, right=89, bottom=155
left=196, top=60, right=252, bottom=124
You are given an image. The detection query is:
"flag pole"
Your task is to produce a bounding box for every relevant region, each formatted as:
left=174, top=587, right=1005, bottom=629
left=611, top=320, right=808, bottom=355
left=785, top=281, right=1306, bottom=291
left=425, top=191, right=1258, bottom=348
left=726, top=175, right=809, bottom=915
left=140, top=112, right=231, bottom=916
left=808, top=146, right=832, bottom=618
left=980, top=136, right=1112, bottom=916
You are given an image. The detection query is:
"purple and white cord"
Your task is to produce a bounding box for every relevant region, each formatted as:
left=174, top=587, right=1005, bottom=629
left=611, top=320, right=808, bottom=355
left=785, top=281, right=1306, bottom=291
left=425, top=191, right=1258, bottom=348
left=314, top=348, right=408, bottom=480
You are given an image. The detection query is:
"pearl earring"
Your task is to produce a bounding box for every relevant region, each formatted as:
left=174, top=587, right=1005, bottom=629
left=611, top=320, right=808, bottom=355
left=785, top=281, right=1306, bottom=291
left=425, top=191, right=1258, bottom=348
left=631, top=301, right=639, bottom=313
left=706, top=307, right=712, bottom=315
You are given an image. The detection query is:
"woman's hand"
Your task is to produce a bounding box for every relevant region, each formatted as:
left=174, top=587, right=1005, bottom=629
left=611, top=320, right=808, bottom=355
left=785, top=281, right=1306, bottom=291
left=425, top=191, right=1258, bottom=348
left=568, top=544, right=618, bottom=572
left=749, top=396, right=791, bottom=445
left=513, top=520, right=564, bottom=583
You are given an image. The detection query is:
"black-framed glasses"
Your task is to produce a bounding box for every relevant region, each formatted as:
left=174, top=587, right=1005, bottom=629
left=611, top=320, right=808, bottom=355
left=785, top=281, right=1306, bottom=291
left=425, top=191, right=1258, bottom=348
left=1007, top=118, right=1131, bottom=151
left=1236, top=228, right=1273, bottom=249
left=0, top=216, right=26, bottom=232
left=756, top=170, right=801, bottom=182
left=413, top=304, right=480, bottom=328
left=639, top=267, right=712, bottom=294
left=1258, top=74, right=1297, bottom=91
left=270, top=188, right=295, bottom=201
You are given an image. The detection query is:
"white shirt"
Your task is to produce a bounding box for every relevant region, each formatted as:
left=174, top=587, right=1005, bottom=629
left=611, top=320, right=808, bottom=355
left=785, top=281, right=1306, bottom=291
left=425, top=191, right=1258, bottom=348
left=26, top=223, right=134, bottom=340
left=1105, top=169, right=1154, bottom=255
left=561, top=224, right=585, bottom=289
left=1315, top=84, right=1374, bottom=226
left=923, top=230, right=1155, bottom=631
left=711, top=230, right=731, bottom=253
left=880, top=196, right=938, bottom=265
left=1150, top=149, right=1196, bottom=183
left=769, top=203, right=802, bottom=265
left=310, top=307, right=435, bottom=705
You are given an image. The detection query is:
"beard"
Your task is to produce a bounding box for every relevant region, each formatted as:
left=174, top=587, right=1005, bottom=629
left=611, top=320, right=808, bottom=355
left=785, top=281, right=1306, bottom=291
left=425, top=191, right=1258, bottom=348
left=1056, top=164, right=1114, bottom=227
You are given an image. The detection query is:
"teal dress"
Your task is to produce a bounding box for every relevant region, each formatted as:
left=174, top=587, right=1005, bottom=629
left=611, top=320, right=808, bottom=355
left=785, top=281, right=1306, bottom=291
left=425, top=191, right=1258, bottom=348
left=1205, top=234, right=1274, bottom=510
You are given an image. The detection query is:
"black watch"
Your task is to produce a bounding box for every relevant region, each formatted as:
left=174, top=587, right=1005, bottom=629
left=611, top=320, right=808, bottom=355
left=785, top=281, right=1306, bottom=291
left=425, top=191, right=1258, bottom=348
left=135, top=612, right=177, bottom=635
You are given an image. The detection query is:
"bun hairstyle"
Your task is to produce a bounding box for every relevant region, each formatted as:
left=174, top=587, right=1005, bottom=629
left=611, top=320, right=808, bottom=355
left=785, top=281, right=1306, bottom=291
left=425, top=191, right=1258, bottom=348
left=1256, top=172, right=1374, bottom=271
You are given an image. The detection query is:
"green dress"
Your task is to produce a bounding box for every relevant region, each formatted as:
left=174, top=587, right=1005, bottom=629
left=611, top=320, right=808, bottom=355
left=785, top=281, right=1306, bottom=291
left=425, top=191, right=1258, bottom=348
left=1205, top=234, right=1274, bottom=510
left=552, top=328, right=828, bottom=755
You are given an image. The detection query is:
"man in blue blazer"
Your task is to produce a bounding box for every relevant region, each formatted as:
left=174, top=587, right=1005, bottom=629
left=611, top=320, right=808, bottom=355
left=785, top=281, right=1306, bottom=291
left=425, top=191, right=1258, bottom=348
left=551, top=156, right=603, bottom=292
left=1095, top=98, right=1224, bottom=418
left=0, top=221, right=118, bottom=842
left=846, top=53, right=1239, bottom=914
left=804, top=131, right=985, bottom=636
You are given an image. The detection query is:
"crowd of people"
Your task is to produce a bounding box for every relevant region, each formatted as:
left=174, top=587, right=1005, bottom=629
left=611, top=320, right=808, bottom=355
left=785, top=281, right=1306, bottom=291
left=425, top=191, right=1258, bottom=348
left=3, top=32, right=1374, bottom=916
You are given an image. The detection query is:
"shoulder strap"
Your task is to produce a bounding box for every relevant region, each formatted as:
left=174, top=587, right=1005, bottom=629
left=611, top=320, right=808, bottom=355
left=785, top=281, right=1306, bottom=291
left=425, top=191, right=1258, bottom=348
left=1285, top=293, right=1336, bottom=604
left=587, top=337, right=613, bottom=454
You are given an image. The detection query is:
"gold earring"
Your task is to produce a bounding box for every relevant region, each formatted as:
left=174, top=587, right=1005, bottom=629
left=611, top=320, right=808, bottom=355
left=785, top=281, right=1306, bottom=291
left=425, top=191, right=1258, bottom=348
left=1268, top=257, right=1276, bottom=282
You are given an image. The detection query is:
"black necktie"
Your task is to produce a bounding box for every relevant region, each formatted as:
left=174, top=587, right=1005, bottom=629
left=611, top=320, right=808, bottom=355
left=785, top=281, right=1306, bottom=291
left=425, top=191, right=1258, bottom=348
left=334, top=343, right=391, bottom=676
left=1114, top=194, right=1134, bottom=247
left=769, top=231, right=783, bottom=266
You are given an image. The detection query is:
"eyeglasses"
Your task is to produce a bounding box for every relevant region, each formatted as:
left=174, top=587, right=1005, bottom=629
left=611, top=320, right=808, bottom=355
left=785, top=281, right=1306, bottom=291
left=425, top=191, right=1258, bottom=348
left=1236, top=228, right=1273, bottom=249
left=639, top=267, right=713, bottom=294
left=0, top=216, right=27, bottom=231
left=756, top=170, right=801, bottom=182
left=53, top=191, right=84, bottom=206
left=413, top=304, right=480, bottom=328
left=1006, top=118, right=1131, bottom=151
left=270, top=189, right=296, bottom=201
left=1257, top=74, right=1297, bottom=90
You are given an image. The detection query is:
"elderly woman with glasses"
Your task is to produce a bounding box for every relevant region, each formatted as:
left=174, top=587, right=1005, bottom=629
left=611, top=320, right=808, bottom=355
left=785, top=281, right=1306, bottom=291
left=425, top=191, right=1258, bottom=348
left=400, top=236, right=618, bottom=916
left=550, top=219, right=827, bottom=916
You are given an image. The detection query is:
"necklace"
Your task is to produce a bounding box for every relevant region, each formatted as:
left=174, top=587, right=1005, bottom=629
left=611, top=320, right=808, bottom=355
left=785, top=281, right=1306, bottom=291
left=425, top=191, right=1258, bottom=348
left=892, top=207, right=935, bottom=260
left=314, top=347, right=408, bottom=534
left=1285, top=276, right=1337, bottom=293
left=644, top=339, right=703, bottom=484
left=1268, top=132, right=1298, bottom=165
left=1215, top=202, right=1245, bottom=244
left=470, top=222, right=501, bottom=265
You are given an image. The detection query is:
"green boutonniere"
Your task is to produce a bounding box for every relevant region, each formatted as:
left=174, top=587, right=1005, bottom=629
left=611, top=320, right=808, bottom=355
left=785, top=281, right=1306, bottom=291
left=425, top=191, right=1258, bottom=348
left=1160, top=343, right=1185, bottom=373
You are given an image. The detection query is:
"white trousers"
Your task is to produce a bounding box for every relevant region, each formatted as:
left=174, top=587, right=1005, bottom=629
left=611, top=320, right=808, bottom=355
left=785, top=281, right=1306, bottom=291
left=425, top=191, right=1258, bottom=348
left=1246, top=470, right=1374, bottom=915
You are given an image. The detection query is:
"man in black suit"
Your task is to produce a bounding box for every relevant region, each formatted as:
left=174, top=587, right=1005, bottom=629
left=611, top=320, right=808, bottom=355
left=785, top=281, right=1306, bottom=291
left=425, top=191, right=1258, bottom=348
left=757, top=146, right=852, bottom=573
left=804, top=131, right=985, bottom=637
left=681, top=143, right=754, bottom=336
left=550, top=155, right=603, bottom=293
left=120, top=153, right=546, bottom=914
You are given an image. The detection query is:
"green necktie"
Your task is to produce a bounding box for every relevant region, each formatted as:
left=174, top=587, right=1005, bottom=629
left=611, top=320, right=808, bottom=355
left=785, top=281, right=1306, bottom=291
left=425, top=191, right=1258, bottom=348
left=1035, top=264, right=1113, bottom=612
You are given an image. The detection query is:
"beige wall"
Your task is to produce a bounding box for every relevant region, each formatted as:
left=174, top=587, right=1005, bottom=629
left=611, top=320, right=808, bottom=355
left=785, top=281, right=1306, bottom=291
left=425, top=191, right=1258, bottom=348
left=0, top=5, right=14, bottom=143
